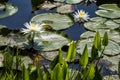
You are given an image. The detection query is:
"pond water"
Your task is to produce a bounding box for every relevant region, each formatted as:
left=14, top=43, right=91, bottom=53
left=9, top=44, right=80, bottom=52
left=0, top=0, right=97, bottom=40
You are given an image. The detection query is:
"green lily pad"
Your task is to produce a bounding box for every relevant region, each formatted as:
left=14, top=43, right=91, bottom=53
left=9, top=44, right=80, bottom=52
left=40, top=50, right=69, bottom=61
left=80, top=31, right=120, bottom=44
left=57, top=4, right=74, bottom=14
left=0, top=27, right=28, bottom=48
left=9, top=34, right=29, bottom=48
left=95, top=4, right=120, bottom=18
left=76, top=38, right=120, bottom=56
left=66, top=0, right=83, bottom=4
left=99, top=4, right=120, bottom=12
left=40, top=2, right=62, bottom=10
left=95, top=10, right=120, bottom=18
left=103, top=55, right=120, bottom=72
left=0, top=3, right=5, bottom=10
left=84, top=17, right=119, bottom=31
left=54, top=0, right=64, bottom=2
left=90, top=17, right=107, bottom=22
left=113, top=18, right=120, bottom=24
left=0, top=3, right=18, bottom=18
left=0, top=35, right=28, bottom=48
left=54, top=0, right=82, bottom=4
left=0, top=25, right=7, bottom=29
left=40, top=50, right=79, bottom=61
left=11, top=56, right=33, bottom=69
left=31, top=13, right=73, bottom=30
left=33, top=31, right=70, bottom=51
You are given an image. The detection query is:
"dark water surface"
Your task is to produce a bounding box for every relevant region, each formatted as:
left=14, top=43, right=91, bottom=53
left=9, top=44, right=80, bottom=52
left=0, top=0, right=97, bottom=40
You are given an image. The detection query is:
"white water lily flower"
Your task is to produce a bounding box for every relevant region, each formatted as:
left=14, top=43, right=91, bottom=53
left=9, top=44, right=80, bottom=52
left=73, top=10, right=90, bottom=22
left=21, top=22, right=45, bottom=34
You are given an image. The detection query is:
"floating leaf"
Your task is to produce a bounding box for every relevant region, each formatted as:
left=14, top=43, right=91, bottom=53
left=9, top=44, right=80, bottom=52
left=0, top=4, right=5, bottom=10
left=33, top=31, right=70, bottom=51
left=66, top=0, right=83, bottom=4
left=76, top=38, right=120, bottom=56
left=54, top=0, right=64, bottom=2
left=50, top=49, right=64, bottom=70
left=96, top=10, right=120, bottom=18
left=84, top=17, right=119, bottom=31
left=99, top=4, right=120, bottom=12
left=95, top=4, right=120, bottom=18
left=80, top=30, right=120, bottom=44
left=57, top=4, right=74, bottom=14
left=41, top=51, right=59, bottom=61
left=0, top=25, right=6, bottom=29
left=90, top=17, right=107, bottom=22
left=0, top=3, right=18, bottom=18
left=40, top=2, right=62, bottom=10
left=21, top=56, right=33, bottom=69
left=0, top=28, right=28, bottom=48
left=31, top=13, right=73, bottom=30
left=101, top=55, right=120, bottom=77
left=54, top=0, right=82, bottom=4
left=113, top=18, right=120, bottom=24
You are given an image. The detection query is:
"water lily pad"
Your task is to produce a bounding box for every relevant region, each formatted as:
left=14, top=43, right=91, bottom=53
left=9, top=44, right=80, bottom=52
left=0, top=27, right=28, bottom=48
left=84, top=17, right=119, bottom=31
left=0, top=25, right=7, bottom=29
left=95, top=4, right=120, bottom=18
left=57, top=4, right=74, bottom=14
left=40, top=50, right=69, bottom=61
left=76, top=38, right=120, bottom=56
left=54, top=0, right=64, bottom=2
left=31, top=13, right=73, bottom=30
left=54, top=0, right=82, bottom=4
left=0, top=35, right=28, bottom=48
left=102, top=55, right=120, bottom=72
left=66, top=0, right=83, bottom=4
left=9, top=34, right=29, bottom=48
left=40, top=50, right=79, bottom=61
left=99, top=4, right=120, bottom=12
left=33, top=31, right=70, bottom=51
left=113, top=19, right=120, bottom=24
left=95, top=10, right=120, bottom=18
left=80, top=31, right=120, bottom=44
left=12, top=56, right=33, bottom=69
left=0, top=3, right=18, bottom=18
left=90, top=17, right=107, bottom=22
left=0, top=3, right=5, bottom=10
left=40, top=2, right=62, bottom=10
left=0, top=35, right=10, bottom=46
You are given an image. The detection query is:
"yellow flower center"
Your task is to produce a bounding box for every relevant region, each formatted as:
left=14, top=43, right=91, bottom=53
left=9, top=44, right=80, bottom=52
left=29, top=24, right=36, bottom=31
left=79, top=12, right=85, bottom=17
